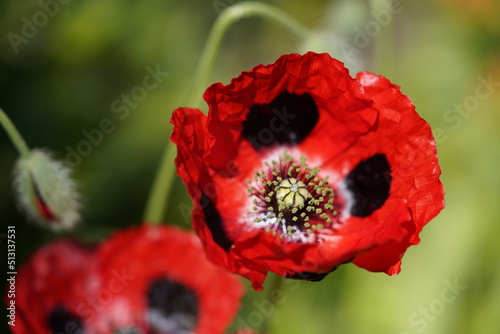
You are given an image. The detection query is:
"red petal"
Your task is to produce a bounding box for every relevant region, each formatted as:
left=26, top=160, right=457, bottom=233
left=33, top=187, right=58, bottom=222
left=229, top=196, right=412, bottom=279
left=356, top=72, right=445, bottom=229
left=10, top=240, right=98, bottom=334
left=97, top=224, right=245, bottom=333
left=203, top=52, right=377, bottom=170
left=345, top=72, right=445, bottom=273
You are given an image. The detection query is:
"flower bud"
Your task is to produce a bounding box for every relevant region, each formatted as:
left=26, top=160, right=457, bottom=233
left=13, top=149, right=80, bottom=231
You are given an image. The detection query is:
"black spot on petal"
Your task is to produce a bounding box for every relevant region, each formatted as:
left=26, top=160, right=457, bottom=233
left=48, top=305, right=84, bottom=334
left=345, top=154, right=392, bottom=217
left=242, top=91, right=319, bottom=150
left=147, top=278, right=199, bottom=333
left=286, top=258, right=354, bottom=282
left=286, top=271, right=331, bottom=282
left=200, top=192, right=233, bottom=251
left=286, top=263, right=344, bottom=282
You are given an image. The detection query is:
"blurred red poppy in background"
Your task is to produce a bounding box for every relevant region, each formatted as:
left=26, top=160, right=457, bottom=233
left=8, top=240, right=97, bottom=334
left=8, top=224, right=244, bottom=333
left=96, top=224, right=244, bottom=334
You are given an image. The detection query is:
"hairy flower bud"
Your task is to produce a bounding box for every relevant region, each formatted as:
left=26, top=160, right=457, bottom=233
left=13, top=149, right=80, bottom=231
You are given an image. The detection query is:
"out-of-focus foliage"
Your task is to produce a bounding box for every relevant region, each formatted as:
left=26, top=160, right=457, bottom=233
left=1, top=0, right=499, bottom=333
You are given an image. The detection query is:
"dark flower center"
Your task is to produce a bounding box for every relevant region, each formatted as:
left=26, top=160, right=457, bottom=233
left=246, top=152, right=338, bottom=241
left=146, top=277, right=199, bottom=334
left=48, top=305, right=84, bottom=334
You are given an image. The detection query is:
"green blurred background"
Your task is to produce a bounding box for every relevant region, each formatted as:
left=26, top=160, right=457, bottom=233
left=1, top=0, right=500, bottom=333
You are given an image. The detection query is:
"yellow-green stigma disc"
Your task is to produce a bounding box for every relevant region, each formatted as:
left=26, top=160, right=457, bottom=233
left=276, top=178, right=309, bottom=207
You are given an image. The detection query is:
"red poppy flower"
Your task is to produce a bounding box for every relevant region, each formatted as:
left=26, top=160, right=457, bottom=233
left=96, top=224, right=244, bottom=334
left=171, top=52, right=445, bottom=291
left=8, top=240, right=98, bottom=334
left=8, top=224, right=244, bottom=334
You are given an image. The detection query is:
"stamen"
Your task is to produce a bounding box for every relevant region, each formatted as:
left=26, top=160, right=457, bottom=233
left=245, top=151, right=338, bottom=241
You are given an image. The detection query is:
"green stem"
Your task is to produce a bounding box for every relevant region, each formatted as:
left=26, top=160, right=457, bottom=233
left=143, top=2, right=312, bottom=223
left=262, top=273, right=284, bottom=333
left=0, top=108, right=31, bottom=158
left=187, top=1, right=312, bottom=109
left=143, top=140, right=177, bottom=224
